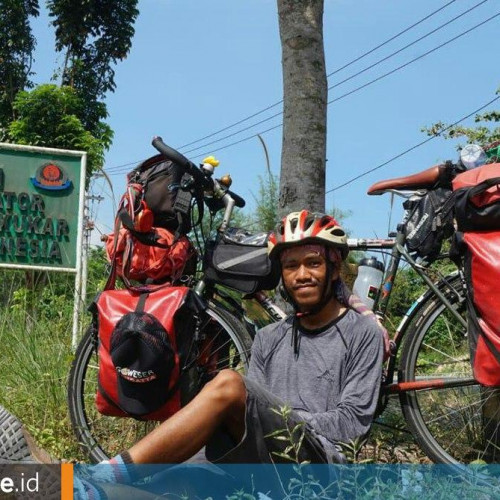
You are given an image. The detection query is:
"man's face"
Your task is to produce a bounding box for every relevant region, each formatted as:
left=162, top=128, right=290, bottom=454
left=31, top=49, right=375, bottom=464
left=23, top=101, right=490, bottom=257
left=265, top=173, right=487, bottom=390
left=281, top=246, right=339, bottom=311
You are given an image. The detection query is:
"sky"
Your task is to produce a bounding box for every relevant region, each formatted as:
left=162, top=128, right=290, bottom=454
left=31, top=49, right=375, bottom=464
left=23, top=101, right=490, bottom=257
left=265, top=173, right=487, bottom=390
left=29, top=0, right=500, bottom=245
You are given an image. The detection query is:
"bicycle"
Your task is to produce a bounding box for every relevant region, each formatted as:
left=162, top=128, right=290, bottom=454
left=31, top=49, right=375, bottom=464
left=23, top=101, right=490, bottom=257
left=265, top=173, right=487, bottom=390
left=68, top=139, right=494, bottom=466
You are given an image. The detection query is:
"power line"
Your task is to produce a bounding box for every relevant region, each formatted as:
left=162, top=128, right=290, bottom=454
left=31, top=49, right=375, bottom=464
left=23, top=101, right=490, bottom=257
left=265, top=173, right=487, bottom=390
left=327, top=10, right=500, bottom=106
left=176, top=0, right=458, bottom=152
left=191, top=123, right=283, bottom=160
left=104, top=3, right=497, bottom=175
left=103, top=159, right=142, bottom=173
left=329, top=0, right=488, bottom=91
left=178, top=3, right=495, bottom=158
left=326, top=94, right=500, bottom=194
left=182, top=110, right=283, bottom=155
left=238, top=93, right=500, bottom=231
left=188, top=10, right=500, bottom=161
left=105, top=0, right=460, bottom=173
left=326, top=0, right=458, bottom=79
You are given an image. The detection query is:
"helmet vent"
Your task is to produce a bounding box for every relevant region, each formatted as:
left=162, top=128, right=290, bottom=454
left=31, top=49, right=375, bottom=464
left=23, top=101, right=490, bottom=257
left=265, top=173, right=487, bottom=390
left=331, top=228, right=345, bottom=237
left=290, top=218, right=298, bottom=232
left=304, top=216, right=314, bottom=231
left=319, top=216, right=330, bottom=227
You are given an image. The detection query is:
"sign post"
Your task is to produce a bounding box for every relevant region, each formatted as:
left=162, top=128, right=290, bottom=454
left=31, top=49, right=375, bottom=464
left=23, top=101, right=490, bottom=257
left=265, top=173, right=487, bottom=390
left=0, top=143, right=87, bottom=347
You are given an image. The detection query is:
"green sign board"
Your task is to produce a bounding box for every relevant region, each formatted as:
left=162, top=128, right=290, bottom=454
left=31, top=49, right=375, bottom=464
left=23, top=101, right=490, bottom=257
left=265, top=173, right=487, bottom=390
left=0, top=144, right=86, bottom=271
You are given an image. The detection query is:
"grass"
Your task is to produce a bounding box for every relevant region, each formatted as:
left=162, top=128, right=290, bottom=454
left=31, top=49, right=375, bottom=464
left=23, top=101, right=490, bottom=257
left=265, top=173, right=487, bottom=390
left=0, top=290, right=425, bottom=465
left=0, top=305, right=85, bottom=461
left=0, top=260, right=460, bottom=466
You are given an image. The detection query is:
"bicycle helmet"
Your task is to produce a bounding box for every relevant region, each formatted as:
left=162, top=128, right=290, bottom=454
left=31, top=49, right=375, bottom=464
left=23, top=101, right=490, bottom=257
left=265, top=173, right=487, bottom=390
left=268, top=211, right=349, bottom=356
left=268, top=210, right=348, bottom=261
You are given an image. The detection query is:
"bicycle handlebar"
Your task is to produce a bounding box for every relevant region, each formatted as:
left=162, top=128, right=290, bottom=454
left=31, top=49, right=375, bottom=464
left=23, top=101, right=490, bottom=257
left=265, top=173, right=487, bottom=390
left=226, top=189, right=246, bottom=208
left=152, top=136, right=209, bottom=188
left=151, top=136, right=245, bottom=208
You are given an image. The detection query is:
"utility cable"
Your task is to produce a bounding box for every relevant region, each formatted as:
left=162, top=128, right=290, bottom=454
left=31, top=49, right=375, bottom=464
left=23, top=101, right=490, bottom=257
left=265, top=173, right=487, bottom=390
left=237, top=93, right=500, bottom=231
left=176, top=0, right=458, bottom=151
left=329, top=0, right=488, bottom=91
left=182, top=5, right=496, bottom=159
left=105, top=3, right=496, bottom=174
left=326, top=94, right=500, bottom=194
left=327, top=10, right=500, bottom=106
left=326, top=0, right=458, bottom=79
left=104, top=0, right=460, bottom=173
left=187, top=10, right=500, bottom=161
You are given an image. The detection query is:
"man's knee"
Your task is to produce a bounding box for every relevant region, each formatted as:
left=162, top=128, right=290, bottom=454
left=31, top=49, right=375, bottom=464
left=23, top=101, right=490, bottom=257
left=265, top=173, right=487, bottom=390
left=204, top=370, right=246, bottom=410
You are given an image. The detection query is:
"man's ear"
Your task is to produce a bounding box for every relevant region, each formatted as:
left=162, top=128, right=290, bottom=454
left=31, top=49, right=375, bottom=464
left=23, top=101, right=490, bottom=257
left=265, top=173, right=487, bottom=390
left=330, top=262, right=341, bottom=281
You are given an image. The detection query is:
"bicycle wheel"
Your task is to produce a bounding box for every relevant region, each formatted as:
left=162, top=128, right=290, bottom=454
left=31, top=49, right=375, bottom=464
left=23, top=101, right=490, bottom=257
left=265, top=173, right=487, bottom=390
left=68, top=302, right=253, bottom=463
left=399, top=276, right=500, bottom=464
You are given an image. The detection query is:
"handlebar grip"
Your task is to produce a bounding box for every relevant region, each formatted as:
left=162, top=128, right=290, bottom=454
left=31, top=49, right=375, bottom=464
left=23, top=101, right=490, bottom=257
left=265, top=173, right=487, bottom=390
left=152, top=136, right=209, bottom=187
left=152, top=136, right=192, bottom=169
left=152, top=136, right=245, bottom=206
left=228, top=190, right=246, bottom=208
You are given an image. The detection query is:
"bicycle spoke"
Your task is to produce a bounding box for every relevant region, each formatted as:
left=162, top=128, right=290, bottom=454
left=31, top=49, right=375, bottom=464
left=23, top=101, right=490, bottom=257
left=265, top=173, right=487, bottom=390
left=419, top=342, right=467, bottom=365
left=399, top=275, right=500, bottom=464
left=69, top=306, right=253, bottom=461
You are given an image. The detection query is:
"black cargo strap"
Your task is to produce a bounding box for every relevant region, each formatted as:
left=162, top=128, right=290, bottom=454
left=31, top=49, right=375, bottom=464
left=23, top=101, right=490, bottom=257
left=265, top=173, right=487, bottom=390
left=466, top=293, right=500, bottom=366
left=117, top=209, right=169, bottom=247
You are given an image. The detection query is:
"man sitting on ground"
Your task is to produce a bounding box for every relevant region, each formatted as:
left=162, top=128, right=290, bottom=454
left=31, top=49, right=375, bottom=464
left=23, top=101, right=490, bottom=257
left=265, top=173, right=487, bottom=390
left=2, top=211, right=385, bottom=493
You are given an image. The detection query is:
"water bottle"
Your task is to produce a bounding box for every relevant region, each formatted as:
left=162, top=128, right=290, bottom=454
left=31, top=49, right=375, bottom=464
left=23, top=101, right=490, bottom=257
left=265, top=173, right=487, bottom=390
left=353, top=257, right=385, bottom=309
left=459, top=144, right=487, bottom=170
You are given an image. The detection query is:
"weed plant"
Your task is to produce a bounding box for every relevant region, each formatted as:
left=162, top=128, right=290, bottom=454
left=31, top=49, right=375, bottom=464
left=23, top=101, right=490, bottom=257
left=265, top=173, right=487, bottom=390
left=0, top=250, right=107, bottom=462
left=0, top=304, right=82, bottom=460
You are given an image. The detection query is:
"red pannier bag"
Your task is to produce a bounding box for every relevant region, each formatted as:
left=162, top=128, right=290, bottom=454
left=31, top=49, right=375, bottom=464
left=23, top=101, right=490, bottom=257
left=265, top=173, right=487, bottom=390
left=104, top=172, right=197, bottom=286
left=91, top=286, right=204, bottom=420
left=105, top=226, right=194, bottom=283
left=453, top=163, right=500, bottom=386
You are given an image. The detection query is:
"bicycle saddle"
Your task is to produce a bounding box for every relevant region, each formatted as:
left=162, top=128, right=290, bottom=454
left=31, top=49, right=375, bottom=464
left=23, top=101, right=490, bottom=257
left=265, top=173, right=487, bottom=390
left=367, top=164, right=447, bottom=195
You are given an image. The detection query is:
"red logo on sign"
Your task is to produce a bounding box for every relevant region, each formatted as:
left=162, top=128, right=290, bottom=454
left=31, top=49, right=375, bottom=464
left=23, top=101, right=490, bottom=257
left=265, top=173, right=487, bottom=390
left=31, top=163, right=72, bottom=191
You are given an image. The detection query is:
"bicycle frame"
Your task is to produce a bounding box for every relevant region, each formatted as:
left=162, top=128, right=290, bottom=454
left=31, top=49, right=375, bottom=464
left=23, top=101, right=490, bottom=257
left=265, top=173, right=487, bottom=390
left=183, top=149, right=471, bottom=400
left=348, top=227, right=470, bottom=396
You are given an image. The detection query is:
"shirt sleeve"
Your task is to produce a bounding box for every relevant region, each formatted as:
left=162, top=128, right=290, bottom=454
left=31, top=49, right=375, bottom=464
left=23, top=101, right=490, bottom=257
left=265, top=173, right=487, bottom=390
left=247, top=327, right=267, bottom=386
left=298, top=319, right=384, bottom=444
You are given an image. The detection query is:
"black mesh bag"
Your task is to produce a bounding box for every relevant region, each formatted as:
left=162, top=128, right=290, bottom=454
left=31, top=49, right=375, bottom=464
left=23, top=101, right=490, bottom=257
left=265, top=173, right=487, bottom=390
left=403, top=187, right=455, bottom=265
left=127, top=154, right=202, bottom=234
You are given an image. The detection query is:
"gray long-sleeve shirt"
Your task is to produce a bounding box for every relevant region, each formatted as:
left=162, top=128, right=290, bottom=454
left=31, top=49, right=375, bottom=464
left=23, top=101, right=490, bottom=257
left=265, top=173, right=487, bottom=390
left=247, top=308, right=384, bottom=446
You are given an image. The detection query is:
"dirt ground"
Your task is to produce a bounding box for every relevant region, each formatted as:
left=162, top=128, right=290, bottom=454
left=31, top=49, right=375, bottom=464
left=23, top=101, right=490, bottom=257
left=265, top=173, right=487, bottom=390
left=353, top=395, right=433, bottom=464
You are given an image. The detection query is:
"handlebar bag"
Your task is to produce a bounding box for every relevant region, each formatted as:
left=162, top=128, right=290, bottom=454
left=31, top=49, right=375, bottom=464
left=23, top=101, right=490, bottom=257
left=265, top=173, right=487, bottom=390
left=403, top=187, right=455, bottom=265
left=203, top=229, right=280, bottom=294
left=453, top=162, right=500, bottom=231
left=90, top=286, right=204, bottom=420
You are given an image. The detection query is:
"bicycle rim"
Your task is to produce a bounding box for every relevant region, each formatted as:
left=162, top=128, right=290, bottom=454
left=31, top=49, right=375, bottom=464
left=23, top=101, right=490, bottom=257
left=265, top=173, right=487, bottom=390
left=399, top=282, right=500, bottom=464
left=68, top=303, right=253, bottom=463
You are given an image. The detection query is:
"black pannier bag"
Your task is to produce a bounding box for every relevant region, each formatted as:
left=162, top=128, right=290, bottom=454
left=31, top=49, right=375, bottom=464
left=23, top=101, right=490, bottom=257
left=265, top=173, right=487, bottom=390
left=203, top=228, right=280, bottom=294
left=403, top=187, right=455, bottom=265
left=92, top=286, right=205, bottom=420
left=127, top=154, right=201, bottom=235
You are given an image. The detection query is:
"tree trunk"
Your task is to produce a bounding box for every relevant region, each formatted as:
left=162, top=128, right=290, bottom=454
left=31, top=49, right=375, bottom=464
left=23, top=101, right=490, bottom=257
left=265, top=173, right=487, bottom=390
left=277, top=0, right=327, bottom=217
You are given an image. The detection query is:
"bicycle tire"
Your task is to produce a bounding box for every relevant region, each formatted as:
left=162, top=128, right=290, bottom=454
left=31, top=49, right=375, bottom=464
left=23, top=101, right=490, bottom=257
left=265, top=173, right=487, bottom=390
left=68, top=301, right=253, bottom=463
left=399, top=275, right=500, bottom=464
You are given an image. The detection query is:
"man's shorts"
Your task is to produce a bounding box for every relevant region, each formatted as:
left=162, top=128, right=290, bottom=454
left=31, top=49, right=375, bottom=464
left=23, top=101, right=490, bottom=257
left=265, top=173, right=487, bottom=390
left=205, top=376, right=343, bottom=464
